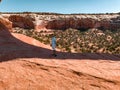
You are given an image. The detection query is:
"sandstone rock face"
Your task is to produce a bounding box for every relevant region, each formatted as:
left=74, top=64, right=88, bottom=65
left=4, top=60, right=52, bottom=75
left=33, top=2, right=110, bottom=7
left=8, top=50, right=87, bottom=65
left=1, top=14, right=120, bottom=31
left=34, top=20, right=48, bottom=31
left=0, top=18, right=120, bottom=89
left=0, top=30, right=120, bottom=90
left=0, top=16, right=12, bottom=32
left=46, top=18, right=97, bottom=30
left=9, top=15, right=35, bottom=29
left=46, top=15, right=120, bottom=30
left=0, top=58, right=120, bottom=90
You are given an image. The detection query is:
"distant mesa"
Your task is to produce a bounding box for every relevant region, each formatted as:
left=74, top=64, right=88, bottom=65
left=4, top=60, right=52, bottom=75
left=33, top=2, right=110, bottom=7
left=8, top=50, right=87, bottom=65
left=6, top=13, right=120, bottom=31
left=0, top=12, right=120, bottom=31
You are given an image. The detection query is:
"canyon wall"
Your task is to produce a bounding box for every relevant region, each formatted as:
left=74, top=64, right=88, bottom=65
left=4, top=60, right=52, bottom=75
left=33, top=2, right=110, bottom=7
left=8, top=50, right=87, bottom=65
left=0, top=13, right=120, bottom=31
left=9, top=15, right=35, bottom=29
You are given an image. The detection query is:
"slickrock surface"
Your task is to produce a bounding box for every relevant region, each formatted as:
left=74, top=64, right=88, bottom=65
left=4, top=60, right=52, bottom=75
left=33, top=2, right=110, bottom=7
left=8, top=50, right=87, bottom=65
left=0, top=16, right=12, bottom=31
left=0, top=13, right=120, bottom=90
left=0, top=27, right=120, bottom=90
left=0, top=58, right=120, bottom=90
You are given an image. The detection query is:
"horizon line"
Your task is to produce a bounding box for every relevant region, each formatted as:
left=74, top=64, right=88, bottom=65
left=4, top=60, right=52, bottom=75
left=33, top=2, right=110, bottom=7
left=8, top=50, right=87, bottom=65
left=0, top=11, right=120, bottom=15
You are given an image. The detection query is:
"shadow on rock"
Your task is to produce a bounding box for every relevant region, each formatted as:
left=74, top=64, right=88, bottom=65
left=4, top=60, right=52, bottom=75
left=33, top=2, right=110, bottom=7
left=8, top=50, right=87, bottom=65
left=0, top=21, right=120, bottom=62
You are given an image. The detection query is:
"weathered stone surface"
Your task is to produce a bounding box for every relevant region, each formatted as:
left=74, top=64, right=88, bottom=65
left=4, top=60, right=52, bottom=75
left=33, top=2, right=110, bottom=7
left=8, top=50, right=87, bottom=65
left=46, top=15, right=120, bottom=30
left=0, top=16, right=12, bottom=32
left=0, top=22, right=120, bottom=90
left=1, top=14, right=120, bottom=31
left=9, top=15, right=35, bottom=29
left=34, top=20, right=48, bottom=31
left=0, top=58, right=120, bottom=90
left=46, top=18, right=97, bottom=30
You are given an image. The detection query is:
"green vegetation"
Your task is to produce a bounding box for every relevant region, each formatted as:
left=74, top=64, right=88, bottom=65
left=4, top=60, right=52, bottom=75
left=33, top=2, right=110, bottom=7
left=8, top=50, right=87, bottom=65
left=13, top=28, right=120, bottom=54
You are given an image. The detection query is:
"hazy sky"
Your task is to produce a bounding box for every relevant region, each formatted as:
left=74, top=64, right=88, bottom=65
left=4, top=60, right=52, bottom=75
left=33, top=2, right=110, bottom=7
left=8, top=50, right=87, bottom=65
left=0, top=0, right=120, bottom=14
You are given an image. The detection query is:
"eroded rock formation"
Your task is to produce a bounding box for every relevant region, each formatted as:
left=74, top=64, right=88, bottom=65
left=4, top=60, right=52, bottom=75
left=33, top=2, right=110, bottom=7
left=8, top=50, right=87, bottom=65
left=46, top=15, right=120, bottom=30
left=9, top=15, right=35, bottom=29
left=46, top=18, right=97, bottom=30
left=0, top=16, right=12, bottom=31
left=1, top=13, right=120, bottom=31
left=0, top=13, right=120, bottom=90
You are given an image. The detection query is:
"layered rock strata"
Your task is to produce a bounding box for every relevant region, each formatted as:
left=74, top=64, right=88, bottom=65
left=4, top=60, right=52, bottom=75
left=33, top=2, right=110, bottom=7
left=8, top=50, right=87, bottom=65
left=0, top=13, right=120, bottom=31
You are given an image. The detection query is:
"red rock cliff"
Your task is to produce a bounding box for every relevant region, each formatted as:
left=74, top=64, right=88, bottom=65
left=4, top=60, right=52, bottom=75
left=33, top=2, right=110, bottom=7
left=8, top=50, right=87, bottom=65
left=1, top=14, right=120, bottom=31
left=9, top=15, right=35, bottom=29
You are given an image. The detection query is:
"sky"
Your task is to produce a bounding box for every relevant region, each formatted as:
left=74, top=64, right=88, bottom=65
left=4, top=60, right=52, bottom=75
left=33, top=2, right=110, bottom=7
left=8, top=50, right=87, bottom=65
left=0, top=0, right=120, bottom=14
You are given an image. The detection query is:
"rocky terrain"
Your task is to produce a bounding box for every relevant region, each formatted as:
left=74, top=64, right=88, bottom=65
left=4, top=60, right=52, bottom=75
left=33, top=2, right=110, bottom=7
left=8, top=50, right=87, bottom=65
left=1, top=13, right=120, bottom=53
left=0, top=13, right=120, bottom=90
left=1, top=13, right=120, bottom=31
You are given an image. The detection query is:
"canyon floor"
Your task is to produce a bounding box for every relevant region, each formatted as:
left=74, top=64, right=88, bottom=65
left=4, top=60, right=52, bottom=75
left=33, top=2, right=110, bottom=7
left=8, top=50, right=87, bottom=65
left=0, top=29, right=120, bottom=90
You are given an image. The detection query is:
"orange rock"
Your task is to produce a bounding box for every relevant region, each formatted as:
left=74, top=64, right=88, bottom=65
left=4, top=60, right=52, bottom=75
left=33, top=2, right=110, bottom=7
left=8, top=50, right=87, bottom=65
left=9, top=15, right=35, bottom=29
left=0, top=19, right=120, bottom=89
left=0, top=16, right=12, bottom=32
left=1, top=14, right=119, bottom=31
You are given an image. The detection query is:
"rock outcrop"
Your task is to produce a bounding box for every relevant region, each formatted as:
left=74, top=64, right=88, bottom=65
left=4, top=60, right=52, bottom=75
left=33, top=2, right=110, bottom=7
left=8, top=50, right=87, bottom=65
left=0, top=58, right=120, bottom=90
left=46, top=18, right=96, bottom=30
left=9, top=15, right=35, bottom=29
left=46, top=15, right=120, bottom=30
left=1, top=13, right=120, bottom=31
left=0, top=16, right=12, bottom=31
left=0, top=27, right=120, bottom=90
left=0, top=14, right=120, bottom=90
